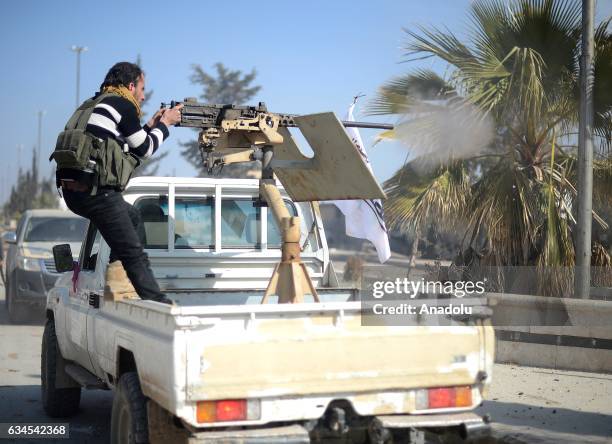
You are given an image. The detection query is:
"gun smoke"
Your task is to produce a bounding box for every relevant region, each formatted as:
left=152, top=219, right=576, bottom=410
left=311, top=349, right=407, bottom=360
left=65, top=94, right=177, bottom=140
left=393, top=99, right=494, bottom=167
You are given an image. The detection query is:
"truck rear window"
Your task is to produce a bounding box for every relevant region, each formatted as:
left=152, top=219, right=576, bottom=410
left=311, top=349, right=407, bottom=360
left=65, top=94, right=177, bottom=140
left=176, top=198, right=214, bottom=248
left=221, top=199, right=297, bottom=248
left=136, top=197, right=170, bottom=249
left=134, top=196, right=296, bottom=250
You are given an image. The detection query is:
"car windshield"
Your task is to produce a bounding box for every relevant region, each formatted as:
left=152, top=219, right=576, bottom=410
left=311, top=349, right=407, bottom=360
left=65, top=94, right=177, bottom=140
left=23, top=217, right=88, bottom=242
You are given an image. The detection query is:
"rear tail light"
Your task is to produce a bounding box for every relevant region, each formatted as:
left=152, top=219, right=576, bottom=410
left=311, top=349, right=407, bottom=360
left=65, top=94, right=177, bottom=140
left=196, top=401, right=216, bottom=423
left=197, top=399, right=260, bottom=423
left=454, top=386, right=472, bottom=407
left=217, top=400, right=246, bottom=421
left=415, top=386, right=472, bottom=410
left=429, top=388, right=454, bottom=408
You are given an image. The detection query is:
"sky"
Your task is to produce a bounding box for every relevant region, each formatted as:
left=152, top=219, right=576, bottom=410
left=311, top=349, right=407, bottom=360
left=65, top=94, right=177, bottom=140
left=1, top=0, right=610, bottom=205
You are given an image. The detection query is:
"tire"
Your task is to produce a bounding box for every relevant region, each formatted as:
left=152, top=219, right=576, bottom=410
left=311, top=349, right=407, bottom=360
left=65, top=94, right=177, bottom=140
left=111, top=372, right=149, bottom=444
left=41, top=319, right=81, bottom=417
left=7, top=277, right=28, bottom=324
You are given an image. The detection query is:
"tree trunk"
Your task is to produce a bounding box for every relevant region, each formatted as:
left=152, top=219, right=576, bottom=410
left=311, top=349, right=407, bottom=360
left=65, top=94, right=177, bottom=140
left=407, top=228, right=420, bottom=279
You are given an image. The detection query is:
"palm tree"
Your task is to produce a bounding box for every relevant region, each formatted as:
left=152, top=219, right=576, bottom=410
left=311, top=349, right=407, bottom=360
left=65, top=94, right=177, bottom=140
left=369, top=0, right=611, bottom=295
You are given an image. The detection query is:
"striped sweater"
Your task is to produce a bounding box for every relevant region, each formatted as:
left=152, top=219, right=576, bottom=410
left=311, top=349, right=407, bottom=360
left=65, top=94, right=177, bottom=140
left=86, top=94, right=169, bottom=159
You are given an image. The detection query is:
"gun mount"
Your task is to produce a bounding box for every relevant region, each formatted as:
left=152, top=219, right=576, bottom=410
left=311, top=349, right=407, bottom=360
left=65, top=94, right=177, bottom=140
left=164, top=98, right=392, bottom=303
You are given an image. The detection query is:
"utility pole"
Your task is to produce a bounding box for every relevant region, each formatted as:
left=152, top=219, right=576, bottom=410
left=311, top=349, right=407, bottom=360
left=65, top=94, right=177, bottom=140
left=575, top=0, right=595, bottom=299
left=2, top=164, right=6, bottom=207
left=37, top=110, right=46, bottom=177
left=71, top=45, right=88, bottom=107
left=17, top=144, right=24, bottom=171
left=4, top=164, right=10, bottom=208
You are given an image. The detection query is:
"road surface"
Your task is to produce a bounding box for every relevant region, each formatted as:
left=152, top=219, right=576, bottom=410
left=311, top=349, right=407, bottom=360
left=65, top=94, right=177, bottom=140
left=0, top=283, right=610, bottom=443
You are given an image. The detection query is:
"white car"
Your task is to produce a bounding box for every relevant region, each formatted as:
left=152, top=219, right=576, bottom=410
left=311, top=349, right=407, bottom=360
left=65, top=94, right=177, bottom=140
left=3, top=209, right=86, bottom=323
left=43, top=176, right=493, bottom=444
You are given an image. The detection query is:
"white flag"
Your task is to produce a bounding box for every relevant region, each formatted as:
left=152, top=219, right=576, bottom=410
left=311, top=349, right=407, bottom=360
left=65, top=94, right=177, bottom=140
left=332, top=103, right=391, bottom=263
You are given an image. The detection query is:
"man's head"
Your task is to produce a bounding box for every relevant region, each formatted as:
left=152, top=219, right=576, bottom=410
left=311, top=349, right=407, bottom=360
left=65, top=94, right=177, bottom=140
left=100, top=62, right=146, bottom=103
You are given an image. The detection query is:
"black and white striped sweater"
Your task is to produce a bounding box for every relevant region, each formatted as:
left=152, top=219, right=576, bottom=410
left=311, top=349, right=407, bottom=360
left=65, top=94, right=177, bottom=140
left=86, top=94, right=169, bottom=159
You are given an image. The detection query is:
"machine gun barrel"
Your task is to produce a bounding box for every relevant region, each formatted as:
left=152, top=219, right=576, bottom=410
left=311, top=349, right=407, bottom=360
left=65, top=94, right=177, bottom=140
left=278, top=116, right=394, bottom=131
left=161, top=101, right=394, bottom=131
left=275, top=117, right=393, bottom=130
left=342, top=121, right=393, bottom=130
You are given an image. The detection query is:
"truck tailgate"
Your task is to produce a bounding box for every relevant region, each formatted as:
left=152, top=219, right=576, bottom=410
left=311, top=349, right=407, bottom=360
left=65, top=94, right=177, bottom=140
left=182, top=302, right=489, bottom=400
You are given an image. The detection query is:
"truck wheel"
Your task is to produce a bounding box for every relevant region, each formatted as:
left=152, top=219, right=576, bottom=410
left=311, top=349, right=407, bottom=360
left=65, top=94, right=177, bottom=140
left=41, top=319, right=81, bottom=417
left=7, top=278, right=27, bottom=324
left=111, top=372, right=149, bottom=444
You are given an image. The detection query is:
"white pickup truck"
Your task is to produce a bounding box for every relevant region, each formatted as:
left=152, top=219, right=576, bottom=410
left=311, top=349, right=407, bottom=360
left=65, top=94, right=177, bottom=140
left=43, top=176, right=493, bottom=444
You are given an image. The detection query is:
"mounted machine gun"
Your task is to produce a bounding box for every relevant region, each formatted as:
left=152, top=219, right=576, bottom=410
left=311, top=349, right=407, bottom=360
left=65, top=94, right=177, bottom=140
left=162, top=98, right=393, bottom=303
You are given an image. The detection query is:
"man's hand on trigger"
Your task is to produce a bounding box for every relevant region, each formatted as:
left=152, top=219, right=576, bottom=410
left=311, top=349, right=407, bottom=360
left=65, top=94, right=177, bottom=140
left=160, top=104, right=183, bottom=127
left=146, top=108, right=165, bottom=128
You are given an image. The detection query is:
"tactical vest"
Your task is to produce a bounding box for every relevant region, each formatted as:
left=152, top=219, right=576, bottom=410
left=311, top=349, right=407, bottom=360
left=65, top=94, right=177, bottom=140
left=49, top=93, right=139, bottom=193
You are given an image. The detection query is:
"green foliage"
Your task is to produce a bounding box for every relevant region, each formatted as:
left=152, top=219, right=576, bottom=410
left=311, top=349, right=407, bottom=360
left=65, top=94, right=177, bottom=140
left=180, top=63, right=261, bottom=176
left=190, top=63, right=261, bottom=104
left=135, top=54, right=154, bottom=117
left=370, top=0, right=611, bottom=295
left=3, top=149, right=58, bottom=219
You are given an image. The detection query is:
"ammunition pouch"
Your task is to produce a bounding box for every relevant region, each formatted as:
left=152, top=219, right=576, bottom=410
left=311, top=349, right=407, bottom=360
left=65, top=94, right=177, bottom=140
left=49, top=93, right=138, bottom=193
left=51, top=129, right=96, bottom=171
left=95, top=138, right=139, bottom=190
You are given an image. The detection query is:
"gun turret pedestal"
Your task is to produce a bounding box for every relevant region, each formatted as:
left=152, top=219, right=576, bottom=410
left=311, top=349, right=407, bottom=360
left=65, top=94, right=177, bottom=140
left=195, top=113, right=321, bottom=304
left=259, top=180, right=320, bottom=304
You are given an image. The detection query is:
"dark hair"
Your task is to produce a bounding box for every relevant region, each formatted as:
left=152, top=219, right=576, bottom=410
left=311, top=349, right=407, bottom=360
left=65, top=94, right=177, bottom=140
left=99, top=62, right=144, bottom=90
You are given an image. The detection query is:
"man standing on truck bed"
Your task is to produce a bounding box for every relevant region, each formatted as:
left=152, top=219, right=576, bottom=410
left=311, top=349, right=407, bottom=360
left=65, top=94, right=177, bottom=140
left=50, top=62, right=183, bottom=304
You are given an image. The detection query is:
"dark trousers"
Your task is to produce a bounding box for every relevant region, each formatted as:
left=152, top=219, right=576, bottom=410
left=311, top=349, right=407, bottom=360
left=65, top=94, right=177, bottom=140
left=62, top=188, right=165, bottom=300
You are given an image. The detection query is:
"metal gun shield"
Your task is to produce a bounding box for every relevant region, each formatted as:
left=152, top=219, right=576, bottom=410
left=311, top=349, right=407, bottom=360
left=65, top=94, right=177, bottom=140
left=271, top=112, right=386, bottom=202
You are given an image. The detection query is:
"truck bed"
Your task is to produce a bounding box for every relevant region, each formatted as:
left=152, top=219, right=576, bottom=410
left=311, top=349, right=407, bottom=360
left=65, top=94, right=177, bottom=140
left=102, top=293, right=492, bottom=425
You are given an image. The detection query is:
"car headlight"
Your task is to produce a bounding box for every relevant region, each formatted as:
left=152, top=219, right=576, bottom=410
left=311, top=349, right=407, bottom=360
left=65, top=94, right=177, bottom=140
left=17, top=256, right=42, bottom=271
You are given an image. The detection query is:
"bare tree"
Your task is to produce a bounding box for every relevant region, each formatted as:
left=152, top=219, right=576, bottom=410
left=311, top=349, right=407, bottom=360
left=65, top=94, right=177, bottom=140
left=180, top=63, right=261, bottom=177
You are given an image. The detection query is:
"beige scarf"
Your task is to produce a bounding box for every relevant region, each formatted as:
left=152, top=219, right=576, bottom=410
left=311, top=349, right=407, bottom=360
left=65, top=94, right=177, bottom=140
left=102, top=85, right=142, bottom=118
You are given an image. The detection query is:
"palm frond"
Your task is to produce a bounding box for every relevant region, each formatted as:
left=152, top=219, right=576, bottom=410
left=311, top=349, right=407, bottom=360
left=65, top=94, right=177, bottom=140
left=593, top=19, right=612, bottom=152
left=383, top=160, right=471, bottom=233
left=467, top=159, right=544, bottom=264
left=403, top=25, right=476, bottom=66
left=593, top=157, right=612, bottom=212
left=535, top=131, right=575, bottom=295
left=367, top=70, right=454, bottom=116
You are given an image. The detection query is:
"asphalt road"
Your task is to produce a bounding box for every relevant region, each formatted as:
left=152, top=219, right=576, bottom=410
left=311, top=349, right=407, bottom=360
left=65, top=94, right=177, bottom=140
left=0, top=285, right=112, bottom=444
left=476, top=365, right=612, bottom=443
left=0, top=282, right=611, bottom=444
